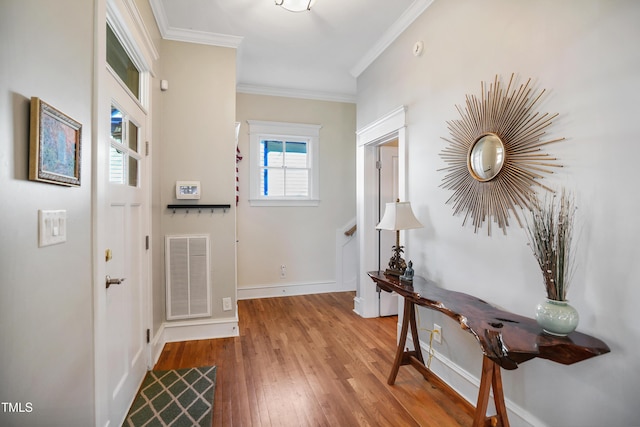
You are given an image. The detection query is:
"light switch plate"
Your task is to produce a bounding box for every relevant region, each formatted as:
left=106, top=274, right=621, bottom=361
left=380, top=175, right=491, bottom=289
left=39, top=210, right=67, bottom=247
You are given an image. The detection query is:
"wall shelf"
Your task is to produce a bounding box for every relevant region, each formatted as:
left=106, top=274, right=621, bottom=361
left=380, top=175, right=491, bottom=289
left=167, top=204, right=231, bottom=214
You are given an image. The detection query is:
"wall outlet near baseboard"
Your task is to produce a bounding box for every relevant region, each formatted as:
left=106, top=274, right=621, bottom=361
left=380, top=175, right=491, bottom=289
left=433, top=324, right=442, bottom=344
left=280, top=264, right=286, bottom=278
left=222, top=297, right=232, bottom=311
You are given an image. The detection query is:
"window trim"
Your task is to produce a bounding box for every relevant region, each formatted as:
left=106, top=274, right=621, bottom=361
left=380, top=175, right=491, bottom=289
left=248, top=120, right=321, bottom=207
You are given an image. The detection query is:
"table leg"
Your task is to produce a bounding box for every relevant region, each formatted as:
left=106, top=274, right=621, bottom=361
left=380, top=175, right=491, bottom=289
left=473, top=356, right=510, bottom=427
left=385, top=296, right=508, bottom=426
left=408, top=300, right=424, bottom=365
left=491, top=360, right=509, bottom=427
left=387, top=297, right=412, bottom=385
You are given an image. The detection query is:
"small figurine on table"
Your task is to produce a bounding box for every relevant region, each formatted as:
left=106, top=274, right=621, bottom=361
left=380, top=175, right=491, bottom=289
left=400, top=260, right=414, bottom=283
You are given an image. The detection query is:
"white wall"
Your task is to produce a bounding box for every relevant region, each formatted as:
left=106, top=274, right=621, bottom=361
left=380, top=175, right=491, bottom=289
left=357, top=1, right=640, bottom=425
left=235, top=93, right=356, bottom=296
left=0, top=0, right=95, bottom=425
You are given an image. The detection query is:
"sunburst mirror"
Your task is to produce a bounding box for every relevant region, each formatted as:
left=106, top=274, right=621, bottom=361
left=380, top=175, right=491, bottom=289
left=439, top=74, right=564, bottom=235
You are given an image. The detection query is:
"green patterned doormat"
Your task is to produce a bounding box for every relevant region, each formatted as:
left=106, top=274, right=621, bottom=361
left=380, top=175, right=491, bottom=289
left=124, top=366, right=217, bottom=427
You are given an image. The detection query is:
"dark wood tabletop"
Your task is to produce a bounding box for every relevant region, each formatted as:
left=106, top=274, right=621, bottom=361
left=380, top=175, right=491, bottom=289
left=368, top=271, right=610, bottom=370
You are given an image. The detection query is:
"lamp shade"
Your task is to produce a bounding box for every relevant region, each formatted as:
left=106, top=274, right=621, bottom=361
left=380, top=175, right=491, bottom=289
left=376, top=201, right=423, bottom=231
left=275, top=0, right=316, bottom=12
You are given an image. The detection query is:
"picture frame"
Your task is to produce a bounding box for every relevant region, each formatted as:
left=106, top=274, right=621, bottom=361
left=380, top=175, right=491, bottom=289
left=29, top=97, right=82, bottom=186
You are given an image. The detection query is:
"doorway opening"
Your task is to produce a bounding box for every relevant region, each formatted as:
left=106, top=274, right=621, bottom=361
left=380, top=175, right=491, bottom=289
left=354, top=106, right=406, bottom=318
left=377, top=141, right=399, bottom=316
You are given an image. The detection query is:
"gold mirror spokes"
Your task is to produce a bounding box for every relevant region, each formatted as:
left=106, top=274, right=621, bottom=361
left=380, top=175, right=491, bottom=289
left=439, top=74, right=565, bottom=235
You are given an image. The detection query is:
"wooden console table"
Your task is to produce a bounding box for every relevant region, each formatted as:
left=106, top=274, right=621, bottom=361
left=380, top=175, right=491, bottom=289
left=368, top=271, right=610, bottom=427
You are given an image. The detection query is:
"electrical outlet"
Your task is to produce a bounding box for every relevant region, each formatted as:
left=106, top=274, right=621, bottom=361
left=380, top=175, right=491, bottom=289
left=280, top=264, right=286, bottom=278
left=433, top=323, right=442, bottom=344
left=222, top=297, right=232, bottom=311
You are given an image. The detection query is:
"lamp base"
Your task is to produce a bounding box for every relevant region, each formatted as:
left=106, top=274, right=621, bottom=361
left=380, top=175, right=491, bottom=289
left=384, top=268, right=404, bottom=277
left=385, top=245, right=407, bottom=277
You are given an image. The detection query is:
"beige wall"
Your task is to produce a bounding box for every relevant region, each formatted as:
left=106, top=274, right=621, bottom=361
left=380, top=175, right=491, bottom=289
left=158, top=40, right=238, bottom=319
left=0, top=2, right=238, bottom=423
left=0, top=0, right=95, bottom=425
left=357, top=0, right=640, bottom=425
left=236, top=93, right=356, bottom=290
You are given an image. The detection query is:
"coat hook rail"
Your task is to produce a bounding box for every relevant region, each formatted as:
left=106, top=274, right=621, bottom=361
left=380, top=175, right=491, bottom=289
left=167, top=204, right=231, bottom=214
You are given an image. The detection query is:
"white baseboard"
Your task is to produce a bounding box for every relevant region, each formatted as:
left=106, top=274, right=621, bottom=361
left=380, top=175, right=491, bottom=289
left=353, top=296, right=364, bottom=316
left=151, top=324, right=166, bottom=366
left=150, top=317, right=240, bottom=365
left=237, top=280, right=355, bottom=300
left=406, top=330, right=544, bottom=427
left=163, top=317, right=240, bottom=343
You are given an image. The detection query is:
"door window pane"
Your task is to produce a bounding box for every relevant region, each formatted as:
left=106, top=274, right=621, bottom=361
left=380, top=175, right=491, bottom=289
left=111, top=107, right=123, bottom=144
left=109, top=146, right=125, bottom=184
left=128, top=156, right=138, bottom=187
left=110, top=104, right=141, bottom=187
left=106, top=24, right=140, bottom=99
left=128, top=122, right=139, bottom=152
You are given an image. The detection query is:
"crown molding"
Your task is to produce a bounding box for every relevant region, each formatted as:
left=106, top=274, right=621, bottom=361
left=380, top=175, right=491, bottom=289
left=149, top=0, right=243, bottom=48
left=237, top=84, right=356, bottom=104
left=148, top=0, right=427, bottom=99
left=350, top=0, right=434, bottom=78
left=163, top=27, right=243, bottom=48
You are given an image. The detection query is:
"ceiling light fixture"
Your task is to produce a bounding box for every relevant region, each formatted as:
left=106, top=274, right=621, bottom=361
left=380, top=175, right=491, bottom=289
left=275, top=0, right=316, bottom=12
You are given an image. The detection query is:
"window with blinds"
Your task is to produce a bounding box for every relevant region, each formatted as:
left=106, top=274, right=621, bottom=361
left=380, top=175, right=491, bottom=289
left=260, top=139, right=309, bottom=197
left=248, top=120, right=321, bottom=207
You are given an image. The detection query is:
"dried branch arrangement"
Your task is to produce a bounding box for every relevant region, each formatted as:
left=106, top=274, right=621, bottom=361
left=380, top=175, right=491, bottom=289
left=524, top=190, right=576, bottom=301
left=439, top=74, right=565, bottom=235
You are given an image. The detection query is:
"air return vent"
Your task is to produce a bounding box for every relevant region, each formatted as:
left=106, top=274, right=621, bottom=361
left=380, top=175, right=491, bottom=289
left=165, top=234, right=211, bottom=320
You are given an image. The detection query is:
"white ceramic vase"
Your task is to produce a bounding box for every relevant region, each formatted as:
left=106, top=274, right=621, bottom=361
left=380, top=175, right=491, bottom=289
left=535, top=299, right=579, bottom=336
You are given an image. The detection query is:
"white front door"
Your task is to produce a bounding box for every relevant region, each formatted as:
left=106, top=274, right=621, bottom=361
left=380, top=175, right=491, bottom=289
left=100, top=73, right=150, bottom=425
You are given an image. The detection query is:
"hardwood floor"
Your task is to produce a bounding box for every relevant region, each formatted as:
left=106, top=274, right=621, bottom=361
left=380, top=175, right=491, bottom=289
left=154, top=292, right=473, bottom=426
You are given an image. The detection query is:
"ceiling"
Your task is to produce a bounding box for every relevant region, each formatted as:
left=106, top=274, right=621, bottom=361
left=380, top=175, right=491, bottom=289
left=149, top=0, right=433, bottom=102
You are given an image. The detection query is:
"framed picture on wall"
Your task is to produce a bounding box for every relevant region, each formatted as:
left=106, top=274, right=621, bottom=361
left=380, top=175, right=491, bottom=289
left=29, top=97, right=82, bottom=186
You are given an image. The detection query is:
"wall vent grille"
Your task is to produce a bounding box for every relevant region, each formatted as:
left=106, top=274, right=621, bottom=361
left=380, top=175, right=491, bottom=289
left=165, top=234, right=211, bottom=320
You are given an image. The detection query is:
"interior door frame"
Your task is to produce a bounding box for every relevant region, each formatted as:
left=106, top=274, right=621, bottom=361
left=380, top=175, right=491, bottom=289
left=354, top=106, right=407, bottom=318
left=93, top=1, right=155, bottom=425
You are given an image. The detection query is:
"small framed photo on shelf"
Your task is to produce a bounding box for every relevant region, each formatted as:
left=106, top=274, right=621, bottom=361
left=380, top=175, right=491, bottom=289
left=29, top=97, right=82, bottom=186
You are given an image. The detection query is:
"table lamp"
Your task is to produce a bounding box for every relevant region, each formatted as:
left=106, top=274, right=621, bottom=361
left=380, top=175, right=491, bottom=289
left=376, top=200, right=423, bottom=276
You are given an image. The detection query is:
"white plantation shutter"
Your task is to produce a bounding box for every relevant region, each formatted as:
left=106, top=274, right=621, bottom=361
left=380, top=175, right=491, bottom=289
left=248, top=120, right=321, bottom=206
left=259, top=140, right=310, bottom=197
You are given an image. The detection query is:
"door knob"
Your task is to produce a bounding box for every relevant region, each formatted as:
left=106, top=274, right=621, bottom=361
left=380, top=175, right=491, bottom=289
left=106, top=275, right=126, bottom=289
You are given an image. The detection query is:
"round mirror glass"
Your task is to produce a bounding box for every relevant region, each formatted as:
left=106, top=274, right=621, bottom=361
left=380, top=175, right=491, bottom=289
left=468, top=134, right=505, bottom=181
